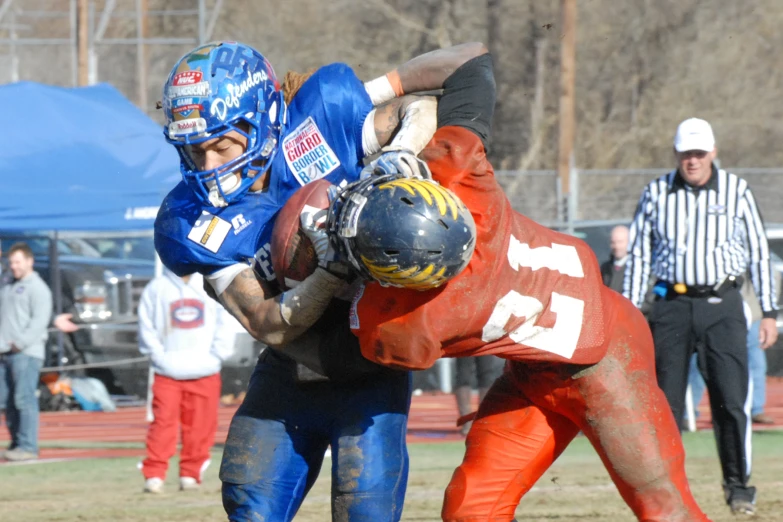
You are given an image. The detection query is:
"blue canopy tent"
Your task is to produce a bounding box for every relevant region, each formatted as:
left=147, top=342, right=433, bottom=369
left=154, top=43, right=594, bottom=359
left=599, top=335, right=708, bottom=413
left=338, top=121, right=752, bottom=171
left=0, top=82, right=181, bottom=370
left=0, top=81, right=180, bottom=231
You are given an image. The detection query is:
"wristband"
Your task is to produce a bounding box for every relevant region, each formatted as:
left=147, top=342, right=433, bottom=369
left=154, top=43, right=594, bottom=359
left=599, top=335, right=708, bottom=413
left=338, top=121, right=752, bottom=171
left=364, top=75, right=397, bottom=106
left=386, top=70, right=405, bottom=97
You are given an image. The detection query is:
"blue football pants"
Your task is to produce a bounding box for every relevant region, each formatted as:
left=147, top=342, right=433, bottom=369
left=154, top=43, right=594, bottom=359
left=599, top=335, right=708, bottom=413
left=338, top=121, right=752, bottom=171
left=220, top=349, right=411, bottom=522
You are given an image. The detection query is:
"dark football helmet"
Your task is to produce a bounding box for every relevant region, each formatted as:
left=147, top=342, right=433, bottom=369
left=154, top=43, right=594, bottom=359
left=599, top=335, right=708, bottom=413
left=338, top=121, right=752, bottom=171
left=327, top=175, right=476, bottom=290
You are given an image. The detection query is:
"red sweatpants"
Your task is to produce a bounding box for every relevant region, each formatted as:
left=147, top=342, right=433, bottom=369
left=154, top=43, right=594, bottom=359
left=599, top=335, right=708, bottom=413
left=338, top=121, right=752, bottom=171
left=141, top=372, right=221, bottom=482
left=442, top=291, right=710, bottom=522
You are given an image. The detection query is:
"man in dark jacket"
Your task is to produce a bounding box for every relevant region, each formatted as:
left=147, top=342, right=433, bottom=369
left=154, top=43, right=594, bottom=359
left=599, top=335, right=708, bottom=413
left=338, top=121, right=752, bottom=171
left=600, top=225, right=629, bottom=292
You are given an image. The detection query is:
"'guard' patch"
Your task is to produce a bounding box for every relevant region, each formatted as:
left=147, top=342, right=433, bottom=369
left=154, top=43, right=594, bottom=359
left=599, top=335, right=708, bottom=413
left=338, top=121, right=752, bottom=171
left=283, top=116, right=340, bottom=186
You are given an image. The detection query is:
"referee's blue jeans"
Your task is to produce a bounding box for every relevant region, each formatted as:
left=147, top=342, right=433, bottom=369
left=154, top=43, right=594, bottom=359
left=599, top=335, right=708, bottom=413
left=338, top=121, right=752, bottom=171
left=688, top=320, right=765, bottom=417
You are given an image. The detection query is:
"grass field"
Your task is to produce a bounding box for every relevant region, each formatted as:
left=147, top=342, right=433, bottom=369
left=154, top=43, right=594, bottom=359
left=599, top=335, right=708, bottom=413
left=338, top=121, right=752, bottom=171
left=1, top=431, right=782, bottom=521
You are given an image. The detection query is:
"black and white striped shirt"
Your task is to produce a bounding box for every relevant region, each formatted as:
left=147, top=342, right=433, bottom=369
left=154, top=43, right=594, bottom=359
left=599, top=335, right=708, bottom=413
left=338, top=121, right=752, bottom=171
left=623, top=167, right=778, bottom=317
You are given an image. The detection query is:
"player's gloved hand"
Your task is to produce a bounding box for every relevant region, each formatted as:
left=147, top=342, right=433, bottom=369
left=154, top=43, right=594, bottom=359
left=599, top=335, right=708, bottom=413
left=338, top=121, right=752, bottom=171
left=360, top=147, right=432, bottom=180
left=300, top=206, right=355, bottom=281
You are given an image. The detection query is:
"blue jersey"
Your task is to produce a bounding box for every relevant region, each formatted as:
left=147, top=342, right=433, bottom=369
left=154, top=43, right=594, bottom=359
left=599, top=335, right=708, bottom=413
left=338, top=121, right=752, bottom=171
left=154, top=63, right=373, bottom=286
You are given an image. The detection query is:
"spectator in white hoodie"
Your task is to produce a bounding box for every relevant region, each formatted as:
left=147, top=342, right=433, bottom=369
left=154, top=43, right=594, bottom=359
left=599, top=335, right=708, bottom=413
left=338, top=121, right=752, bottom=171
left=137, top=269, right=236, bottom=494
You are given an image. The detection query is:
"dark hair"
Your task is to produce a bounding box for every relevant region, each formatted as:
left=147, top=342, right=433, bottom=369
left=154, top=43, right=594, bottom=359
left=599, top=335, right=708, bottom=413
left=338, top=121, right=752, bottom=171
left=7, top=242, right=34, bottom=260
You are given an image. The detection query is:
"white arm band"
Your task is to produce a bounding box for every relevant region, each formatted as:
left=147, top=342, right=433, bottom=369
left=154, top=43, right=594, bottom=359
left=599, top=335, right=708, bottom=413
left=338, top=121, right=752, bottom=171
left=206, top=263, right=252, bottom=296
left=361, top=108, right=382, bottom=157
left=386, top=97, right=438, bottom=155
left=364, top=75, right=397, bottom=107
left=279, top=268, right=346, bottom=327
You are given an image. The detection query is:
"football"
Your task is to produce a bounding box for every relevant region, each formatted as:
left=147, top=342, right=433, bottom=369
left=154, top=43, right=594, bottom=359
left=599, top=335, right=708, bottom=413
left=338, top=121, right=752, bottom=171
left=271, top=178, right=333, bottom=290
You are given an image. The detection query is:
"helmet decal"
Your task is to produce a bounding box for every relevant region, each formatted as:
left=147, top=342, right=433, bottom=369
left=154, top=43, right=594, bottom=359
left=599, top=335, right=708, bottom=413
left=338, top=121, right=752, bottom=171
left=167, top=45, right=214, bottom=122
left=360, top=257, right=449, bottom=290
left=378, top=178, right=464, bottom=220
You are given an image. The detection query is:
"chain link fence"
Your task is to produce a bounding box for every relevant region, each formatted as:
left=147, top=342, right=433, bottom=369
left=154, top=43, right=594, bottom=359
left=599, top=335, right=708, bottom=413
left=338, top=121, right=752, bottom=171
left=497, top=168, right=783, bottom=227
left=5, top=5, right=783, bottom=227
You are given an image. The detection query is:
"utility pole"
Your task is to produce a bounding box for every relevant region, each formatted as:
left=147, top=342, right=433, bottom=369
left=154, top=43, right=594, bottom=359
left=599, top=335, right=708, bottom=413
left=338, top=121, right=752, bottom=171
left=557, top=0, right=577, bottom=229
left=136, top=0, right=148, bottom=110
left=9, top=10, right=19, bottom=83
left=77, top=0, right=89, bottom=86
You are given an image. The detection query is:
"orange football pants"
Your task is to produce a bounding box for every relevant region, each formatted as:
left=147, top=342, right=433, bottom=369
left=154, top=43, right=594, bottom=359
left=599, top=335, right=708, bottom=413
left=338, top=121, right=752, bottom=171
left=442, top=290, right=710, bottom=522
left=141, top=372, right=221, bottom=482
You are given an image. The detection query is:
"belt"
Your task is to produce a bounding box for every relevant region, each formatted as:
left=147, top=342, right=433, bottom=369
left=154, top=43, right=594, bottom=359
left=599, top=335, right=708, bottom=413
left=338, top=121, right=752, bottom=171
left=654, top=275, right=744, bottom=299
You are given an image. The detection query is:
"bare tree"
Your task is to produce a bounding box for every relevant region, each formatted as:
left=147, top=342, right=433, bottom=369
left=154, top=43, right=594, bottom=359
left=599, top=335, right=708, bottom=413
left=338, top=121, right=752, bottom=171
left=7, top=0, right=783, bottom=169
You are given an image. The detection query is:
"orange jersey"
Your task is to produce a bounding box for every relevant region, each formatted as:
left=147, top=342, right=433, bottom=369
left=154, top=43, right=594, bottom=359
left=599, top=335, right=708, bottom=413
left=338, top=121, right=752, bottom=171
left=349, top=126, right=609, bottom=370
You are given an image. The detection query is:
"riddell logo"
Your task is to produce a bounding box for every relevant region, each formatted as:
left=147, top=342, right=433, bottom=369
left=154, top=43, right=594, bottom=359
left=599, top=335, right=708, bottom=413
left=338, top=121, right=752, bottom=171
left=168, top=117, right=207, bottom=137
left=173, top=71, right=203, bottom=86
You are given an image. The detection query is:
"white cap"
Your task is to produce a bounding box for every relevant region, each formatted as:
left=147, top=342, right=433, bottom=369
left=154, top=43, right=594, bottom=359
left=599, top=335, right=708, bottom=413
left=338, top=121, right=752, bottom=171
left=674, top=118, right=715, bottom=152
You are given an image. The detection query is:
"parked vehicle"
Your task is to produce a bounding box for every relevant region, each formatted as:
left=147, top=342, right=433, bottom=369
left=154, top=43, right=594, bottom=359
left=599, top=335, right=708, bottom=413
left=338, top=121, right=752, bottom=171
left=0, top=232, right=259, bottom=399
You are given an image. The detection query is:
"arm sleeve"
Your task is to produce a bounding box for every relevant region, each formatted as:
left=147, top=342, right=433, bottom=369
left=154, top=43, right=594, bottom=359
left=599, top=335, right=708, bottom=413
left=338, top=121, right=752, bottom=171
left=739, top=186, right=778, bottom=316
left=13, top=282, right=52, bottom=349
left=210, top=306, right=237, bottom=362
left=437, top=53, right=496, bottom=151
left=205, top=262, right=252, bottom=296
left=137, top=283, right=165, bottom=361
left=624, top=184, right=655, bottom=308
left=315, top=63, right=375, bottom=160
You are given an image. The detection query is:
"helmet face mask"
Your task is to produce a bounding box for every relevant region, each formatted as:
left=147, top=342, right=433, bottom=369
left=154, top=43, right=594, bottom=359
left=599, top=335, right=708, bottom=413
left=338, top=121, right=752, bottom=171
left=162, top=42, right=286, bottom=207
left=328, top=175, right=476, bottom=291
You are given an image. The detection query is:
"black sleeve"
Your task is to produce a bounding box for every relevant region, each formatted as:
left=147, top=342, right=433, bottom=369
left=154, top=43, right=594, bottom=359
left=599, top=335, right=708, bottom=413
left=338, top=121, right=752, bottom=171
left=437, top=53, right=496, bottom=151
left=314, top=300, right=395, bottom=382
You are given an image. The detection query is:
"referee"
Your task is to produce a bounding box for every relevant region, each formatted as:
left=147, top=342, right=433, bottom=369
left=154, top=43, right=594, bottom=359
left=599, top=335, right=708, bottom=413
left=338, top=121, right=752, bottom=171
left=623, top=117, right=778, bottom=517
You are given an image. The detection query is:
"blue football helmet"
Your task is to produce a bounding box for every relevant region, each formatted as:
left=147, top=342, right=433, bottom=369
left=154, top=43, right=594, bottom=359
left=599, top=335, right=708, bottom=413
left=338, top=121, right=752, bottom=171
left=327, top=175, right=477, bottom=290
left=161, top=41, right=286, bottom=207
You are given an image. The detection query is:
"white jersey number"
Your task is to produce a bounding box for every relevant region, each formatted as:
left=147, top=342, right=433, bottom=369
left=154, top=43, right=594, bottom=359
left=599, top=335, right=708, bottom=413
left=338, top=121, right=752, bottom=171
left=481, top=237, right=586, bottom=359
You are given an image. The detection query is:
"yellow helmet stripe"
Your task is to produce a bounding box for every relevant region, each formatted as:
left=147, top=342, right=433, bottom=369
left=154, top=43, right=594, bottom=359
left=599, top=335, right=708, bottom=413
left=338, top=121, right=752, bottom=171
left=407, top=264, right=447, bottom=284
left=406, top=179, right=435, bottom=206
left=405, top=277, right=447, bottom=290
left=416, top=182, right=448, bottom=217
left=379, top=179, right=463, bottom=220
left=423, top=183, right=461, bottom=220
left=379, top=179, right=416, bottom=196
left=375, top=266, right=420, bottom=281
left=403, top=268, right=448, bottom=289
left=383, top=179, right=436, bottom=208
left=360, top=256, right=401, bottom=274
left=362, top=256, right=420, bottom=281
left=361, top=254, right=449, bottom=289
